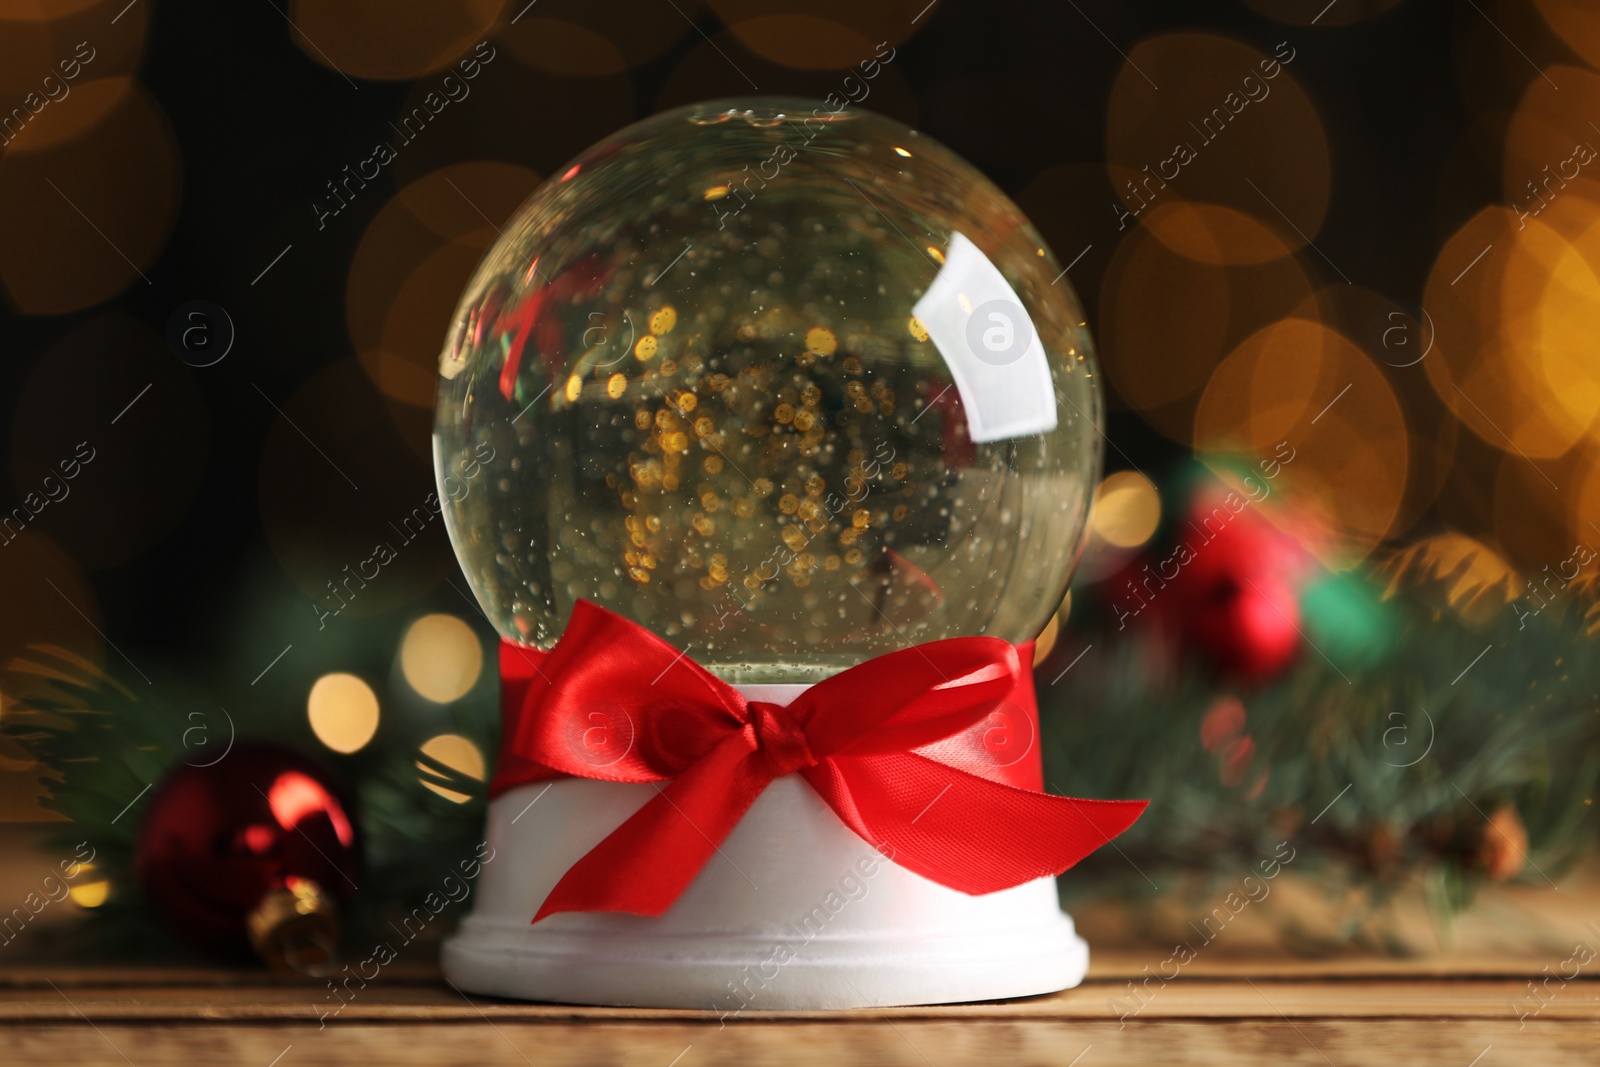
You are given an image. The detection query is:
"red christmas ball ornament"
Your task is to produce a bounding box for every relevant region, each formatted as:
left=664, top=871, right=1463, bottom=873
left=135, top=743, right=360, bottom=972
left=1105, top=483, right=1313, bottom=682
left=1175, top=487, right=1310, bottom=681
left=1186, top=570, right=1302, bottom=681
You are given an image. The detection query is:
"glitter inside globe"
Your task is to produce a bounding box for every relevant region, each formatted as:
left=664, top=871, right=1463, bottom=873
left=434, top=98, right=1101, bottom=683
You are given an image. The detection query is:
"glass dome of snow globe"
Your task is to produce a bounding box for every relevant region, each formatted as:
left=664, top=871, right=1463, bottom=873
left=434, top=97, right=1101, bottom=684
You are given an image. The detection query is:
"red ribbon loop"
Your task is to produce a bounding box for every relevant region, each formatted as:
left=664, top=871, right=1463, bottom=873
left=492, top=600, right=1147, bottom=923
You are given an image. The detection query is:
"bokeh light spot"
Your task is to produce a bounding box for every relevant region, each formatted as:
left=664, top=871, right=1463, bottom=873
left=724, top=15, right=873, bottom=70
left=400, top=613, right=483, bottom=703
left=1196, top=318, right=1407, bottom=568
left=287, top=0, right=506, bottom=80
left=0, top=78, right=179, bottom=314
left=1090, top=471, right=1161, bottom=548
left=1099, top=221, right=1312, bottom=442
left=500, top=18, right=628, bottom=76
left=1107, top=33, right=1330, bottom=251
left=67, top=864, right=109, bottom=908
left=418, top=733, right=486, bottom=802
left=307, top=673, right=381, bottom=754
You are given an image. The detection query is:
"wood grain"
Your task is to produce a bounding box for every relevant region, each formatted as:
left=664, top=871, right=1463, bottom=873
left=1, top=1017, right=1593, bottom=1067
left=0, top=966, right=1594, bottom=1065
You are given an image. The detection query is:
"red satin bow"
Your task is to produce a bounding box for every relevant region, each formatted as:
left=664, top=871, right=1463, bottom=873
left=492, top=600, right=1146, bottom=923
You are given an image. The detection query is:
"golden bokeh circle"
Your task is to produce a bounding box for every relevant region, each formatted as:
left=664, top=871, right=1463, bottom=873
left=1141, top=200, right=1296, bottom=267
left=307, top=673, right=381, bottom=754
left=0, top=77, right=179, bottom=314
left=420, top=733, right=486, bottom=777
left=708, top=0, right=928, bottom=54
left=348, top=162, right=540, bottom=432
left=1195, top=318, right=1408, bottom=568
left=0, top=0, right=149, bottom=98
left=1107, top=33, right=1330, bottom=253
left=1504, top=210, right=1600, bottom=447
left=1423, top=204, right=1600, bottom=458
left=1090, top=471, right=1162, bottom=549
left=1530, top=0, right=1600, bottom=71
left=287, top=0, right=507, bottom=81
left=1502, top=65, right=1600, bottom=220
left=0, top=530, right=103, bottom=693
left=0, top=74, right=135, bottom=155
left=503, top=0, right=704, bottom=68
left=1012, top=163, right=1129, bottom=308
left=417, top=733, right=487, bottom=802
left=1380, top=532, right=1522, bottom=622
left=499, top=17, right=628, bottom=76
left=1098, top=218, right=1312, bottom=442
left=400, top=614, right=484, bottom=703
left=723, top=15, right=875, bottom=71
left=1291, top=285, right=1457, bottom=542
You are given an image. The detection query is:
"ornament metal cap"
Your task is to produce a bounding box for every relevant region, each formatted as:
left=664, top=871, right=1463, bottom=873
left=247, top=877, right=340, bottom=977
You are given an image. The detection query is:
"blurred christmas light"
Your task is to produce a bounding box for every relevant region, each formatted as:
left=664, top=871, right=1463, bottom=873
left=0, top=79, right=179, bottom=314
left=1142, top=201, right=1295, bottom=267
left=1501, top=65, right=1600, bottom=214
left=1291, top=284, right=1457, bottom=540
left=1106, top=33, right=1329, bottom=249
left=1089, top=471, right=1161, bottom=549
left=1380, top=533, right=1521, bottom=618
left=1530, top=0, right=1600, bottom=71
left=307, top=673, right=380, bottom=754
left=417, top=733, right=486, bottom=803
left=708, top=0, right=926, bottom=56
left=400, top=613, right=483, bottom=703
left=723, top=15, right=875, bottom=70
left=0, top=531, right=104, bottom=685
left=1200, top=695, right=1246, bottom=753
left=287, top=0, right=505, bottom=80
left=68, top=864, right=108, bottom=908
left=0, top=0, right=151, bottom=102
left=1300, top=570, right=1395, bottom=668
left=349, top=162, right=541, bottom=419
left=1424, top=204, right=1600, bottom=458
left=1, top=74, right=135, bottom=156
left=505, top=0, right=703, bottom=68
left=1195, top=317, right=1406, bottom=568
left=1099, top=218, right=1311, bottom=444
left=500, top=18, right=628, bottom=76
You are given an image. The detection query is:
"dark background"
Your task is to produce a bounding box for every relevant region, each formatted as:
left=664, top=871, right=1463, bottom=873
left=0, top=0, right=1556, bottom=728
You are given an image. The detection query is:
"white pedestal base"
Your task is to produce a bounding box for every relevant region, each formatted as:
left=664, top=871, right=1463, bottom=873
left=444, top=686, right=1088, bottom=1009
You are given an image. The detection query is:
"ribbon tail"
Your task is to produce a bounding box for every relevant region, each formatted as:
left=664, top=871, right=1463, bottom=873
left=532, top=734, right=772, bottom=922
left=805, top=753, right=1147, bottom=895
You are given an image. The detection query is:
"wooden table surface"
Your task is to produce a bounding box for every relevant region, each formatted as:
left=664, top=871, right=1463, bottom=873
left=2, top=826, right=1595, bottom=1065
left=2, top=950, right=1594, bottom=1066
